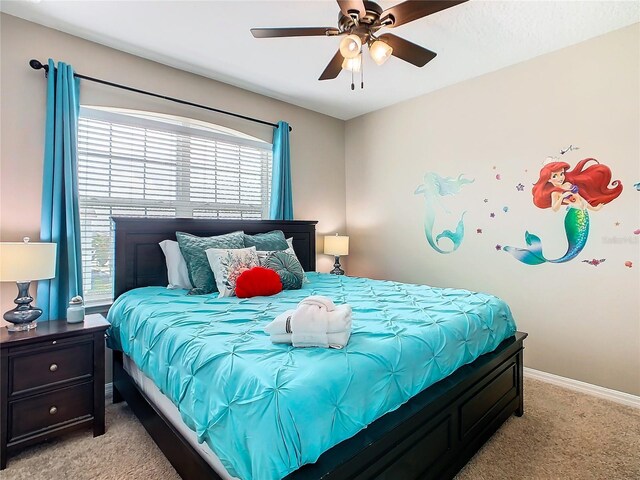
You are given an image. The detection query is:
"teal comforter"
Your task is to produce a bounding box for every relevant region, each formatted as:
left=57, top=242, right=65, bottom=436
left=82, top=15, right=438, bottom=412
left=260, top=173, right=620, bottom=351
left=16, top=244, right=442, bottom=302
left=107, top=273, right=516, bottom=480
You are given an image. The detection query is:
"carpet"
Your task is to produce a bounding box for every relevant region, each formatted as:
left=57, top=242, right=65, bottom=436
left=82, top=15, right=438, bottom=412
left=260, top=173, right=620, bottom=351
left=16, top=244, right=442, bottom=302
left=3, top=378, right=639, bottom=479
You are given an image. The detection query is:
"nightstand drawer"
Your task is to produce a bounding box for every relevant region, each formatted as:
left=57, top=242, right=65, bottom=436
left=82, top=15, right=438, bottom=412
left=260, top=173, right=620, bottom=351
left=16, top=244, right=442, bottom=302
left=10, top=341, right=93, bottom=396
left=8, top=382, right=94, bottom=443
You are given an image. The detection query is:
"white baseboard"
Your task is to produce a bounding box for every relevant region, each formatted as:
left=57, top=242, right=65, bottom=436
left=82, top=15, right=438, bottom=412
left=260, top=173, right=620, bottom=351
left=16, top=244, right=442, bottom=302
left=524, top=367, right=640, bottom=409
left=105, top=382, right=113, bottom=397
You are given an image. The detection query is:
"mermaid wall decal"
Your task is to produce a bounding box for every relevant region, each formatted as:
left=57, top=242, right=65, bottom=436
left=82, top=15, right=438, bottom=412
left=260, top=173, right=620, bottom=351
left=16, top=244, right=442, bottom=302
left=415, top=172, right=474, bottom=254
left=504, top=158, right=623, bottom=265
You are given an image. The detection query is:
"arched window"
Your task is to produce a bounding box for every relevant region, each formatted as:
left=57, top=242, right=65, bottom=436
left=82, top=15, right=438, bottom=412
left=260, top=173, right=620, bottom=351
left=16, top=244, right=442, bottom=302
left=77, top=107, right=272, bottom=304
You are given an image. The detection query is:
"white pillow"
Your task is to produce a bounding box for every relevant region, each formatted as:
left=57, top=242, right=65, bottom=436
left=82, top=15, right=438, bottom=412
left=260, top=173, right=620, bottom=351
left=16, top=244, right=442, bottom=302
left=205, top=246, right=259, bottom=298
left=159, top=240, right=193, bottom=290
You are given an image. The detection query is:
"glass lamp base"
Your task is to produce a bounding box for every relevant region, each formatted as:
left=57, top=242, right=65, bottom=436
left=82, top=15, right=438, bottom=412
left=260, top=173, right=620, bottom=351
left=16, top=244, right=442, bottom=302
left=330, top=256, right=345, bottom=275
left=4, top=281, right=42, bottom=332
left=7, top=320, right=37, bottom=332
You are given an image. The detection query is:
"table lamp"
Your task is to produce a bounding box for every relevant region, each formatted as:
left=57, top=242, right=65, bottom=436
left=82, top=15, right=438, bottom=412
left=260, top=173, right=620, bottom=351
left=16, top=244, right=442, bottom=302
left=324, top=234, right=349, bottom=275
left=0, top=238, right=57, bottom=331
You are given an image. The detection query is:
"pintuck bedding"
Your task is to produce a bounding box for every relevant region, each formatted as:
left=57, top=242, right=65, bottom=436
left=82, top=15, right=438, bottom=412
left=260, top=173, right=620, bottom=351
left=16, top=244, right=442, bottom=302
left=107, top=272, right=517, bottom=480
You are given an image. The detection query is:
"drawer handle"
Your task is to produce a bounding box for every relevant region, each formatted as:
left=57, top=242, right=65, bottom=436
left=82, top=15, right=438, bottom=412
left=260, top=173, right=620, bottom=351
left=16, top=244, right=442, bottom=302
left=52, top=340, right=57, bottom=345
left=49, top=406, right=58, bottom=415
left=49, top=363, right=58, bottom=372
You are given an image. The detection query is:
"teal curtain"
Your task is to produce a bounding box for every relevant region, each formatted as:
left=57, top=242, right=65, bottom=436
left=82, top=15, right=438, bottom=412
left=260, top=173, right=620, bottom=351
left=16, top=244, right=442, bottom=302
left=37, top=59, right=82, bottom=321
left=269, top=121, right=293, bottom=220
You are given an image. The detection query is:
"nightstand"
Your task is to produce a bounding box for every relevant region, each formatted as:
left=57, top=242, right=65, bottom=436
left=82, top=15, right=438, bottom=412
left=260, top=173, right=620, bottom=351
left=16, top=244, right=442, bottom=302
left=0, top=314, right=109, bottom=469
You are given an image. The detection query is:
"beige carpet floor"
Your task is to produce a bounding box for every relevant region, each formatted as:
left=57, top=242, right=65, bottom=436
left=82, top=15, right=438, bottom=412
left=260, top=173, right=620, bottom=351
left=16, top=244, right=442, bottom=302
left=3, top=378, right=639, bottom=480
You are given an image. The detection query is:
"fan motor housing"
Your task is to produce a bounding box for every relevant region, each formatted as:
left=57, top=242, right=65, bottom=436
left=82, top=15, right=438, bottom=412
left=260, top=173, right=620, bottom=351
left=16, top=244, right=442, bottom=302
left=338, top=0, right=385, bottom=42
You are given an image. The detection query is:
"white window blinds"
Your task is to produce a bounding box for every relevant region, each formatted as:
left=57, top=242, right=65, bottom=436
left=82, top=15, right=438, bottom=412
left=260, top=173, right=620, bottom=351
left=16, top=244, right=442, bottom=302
left=77, top=107, right=273, bottom=305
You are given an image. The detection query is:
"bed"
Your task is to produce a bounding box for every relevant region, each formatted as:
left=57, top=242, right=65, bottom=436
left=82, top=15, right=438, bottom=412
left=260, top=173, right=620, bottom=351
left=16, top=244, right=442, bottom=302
left=107, top=217, right=527, bottom=480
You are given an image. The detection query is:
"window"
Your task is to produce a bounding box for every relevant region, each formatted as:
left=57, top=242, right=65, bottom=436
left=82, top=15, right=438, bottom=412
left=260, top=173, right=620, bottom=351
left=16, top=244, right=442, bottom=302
left=77, top=107, right=273, bottom=305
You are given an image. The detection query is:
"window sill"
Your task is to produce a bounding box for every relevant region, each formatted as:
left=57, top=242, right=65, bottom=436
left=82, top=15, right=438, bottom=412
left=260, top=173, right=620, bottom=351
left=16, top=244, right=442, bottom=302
left=86, top=303, right=112, bottom=316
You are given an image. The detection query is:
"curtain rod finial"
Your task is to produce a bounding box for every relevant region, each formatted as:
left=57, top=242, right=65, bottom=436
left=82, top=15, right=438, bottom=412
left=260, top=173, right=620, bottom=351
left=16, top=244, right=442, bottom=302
left=29, top=59, right=48, bottom=72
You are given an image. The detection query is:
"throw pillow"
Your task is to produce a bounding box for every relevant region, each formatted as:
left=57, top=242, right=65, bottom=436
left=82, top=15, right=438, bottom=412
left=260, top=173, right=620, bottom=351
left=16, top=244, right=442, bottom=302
left=235, top=267, right=283, bottom=298
left=284, top=238, right=311, bottom=284
left=205, top=247, right=259, bottom=297
left=256, top=245, right=297, bottom=262
left=159, top=240, right=193, bottom=290
left=262, top=251, right=305, bottom=290
left=243, top=230, right=289, bottom=251
left=176, top=231, right=244, bottom=295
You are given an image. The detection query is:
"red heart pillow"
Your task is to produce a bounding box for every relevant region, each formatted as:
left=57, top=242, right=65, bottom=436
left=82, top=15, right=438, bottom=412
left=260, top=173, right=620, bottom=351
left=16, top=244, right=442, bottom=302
left=235, top=266, right=283, bottom=298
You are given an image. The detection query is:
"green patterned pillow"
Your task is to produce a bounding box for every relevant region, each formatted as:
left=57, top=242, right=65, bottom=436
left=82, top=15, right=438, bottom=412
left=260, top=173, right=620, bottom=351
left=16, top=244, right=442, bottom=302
left=176, top=231, right=244, bottom=295
left=262, top=251, right=304, bottom=290
left=243, top=230, right=288, bottom=251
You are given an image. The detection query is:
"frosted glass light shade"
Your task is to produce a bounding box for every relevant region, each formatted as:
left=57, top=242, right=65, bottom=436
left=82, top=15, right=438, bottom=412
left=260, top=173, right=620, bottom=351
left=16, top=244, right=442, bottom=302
left=341, top=55, right=362, bottom=72
left=369, top=40, right=393, bottom=65
left=324, top=235, right=349, bottom=256
left=339, top=34, right=362, bottom=59
left=0, top=241, right=57, bottom=282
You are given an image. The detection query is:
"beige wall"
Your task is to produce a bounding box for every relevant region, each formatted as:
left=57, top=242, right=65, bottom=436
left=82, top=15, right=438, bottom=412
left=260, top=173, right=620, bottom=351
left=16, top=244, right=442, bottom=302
left=0, top=13, right=347, bottom=305
left=0, top=14, right=346, bottom=380
left=345, top=24, right=640, bottom=396
left=2, top=14, right=638, bottom=396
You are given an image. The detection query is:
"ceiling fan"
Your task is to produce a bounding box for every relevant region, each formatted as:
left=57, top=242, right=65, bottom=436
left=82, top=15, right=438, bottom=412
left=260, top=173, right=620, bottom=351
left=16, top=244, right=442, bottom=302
left=251, top=0, right=468, bottom=86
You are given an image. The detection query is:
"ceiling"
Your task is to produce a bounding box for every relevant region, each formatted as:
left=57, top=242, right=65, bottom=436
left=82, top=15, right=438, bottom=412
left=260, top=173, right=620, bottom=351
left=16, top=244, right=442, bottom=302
left=2, top=1, right=638, bottom=120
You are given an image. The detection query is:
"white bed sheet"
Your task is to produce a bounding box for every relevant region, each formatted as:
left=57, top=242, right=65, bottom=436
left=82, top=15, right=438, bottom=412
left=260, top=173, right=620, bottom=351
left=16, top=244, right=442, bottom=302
left=122, top=354, right=237, bottom=480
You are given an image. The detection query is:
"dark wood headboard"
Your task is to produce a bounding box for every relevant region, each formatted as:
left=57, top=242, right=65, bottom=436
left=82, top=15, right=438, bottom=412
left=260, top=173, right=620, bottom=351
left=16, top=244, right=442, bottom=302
left=112, top=217, right=318, bottom=299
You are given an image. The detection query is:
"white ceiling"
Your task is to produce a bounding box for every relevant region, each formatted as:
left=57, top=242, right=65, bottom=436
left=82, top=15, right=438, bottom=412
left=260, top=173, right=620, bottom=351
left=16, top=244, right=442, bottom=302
left=2, top=1, right=638, bottom=120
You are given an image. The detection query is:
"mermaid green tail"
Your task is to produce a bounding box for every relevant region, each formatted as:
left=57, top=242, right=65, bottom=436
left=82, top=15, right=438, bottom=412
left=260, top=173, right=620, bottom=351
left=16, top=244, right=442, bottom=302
left=504, top=208, right=589, bottom=265
left=424, top=211, right=466, bottom=254
left=415, top=173, right=474, bottom=254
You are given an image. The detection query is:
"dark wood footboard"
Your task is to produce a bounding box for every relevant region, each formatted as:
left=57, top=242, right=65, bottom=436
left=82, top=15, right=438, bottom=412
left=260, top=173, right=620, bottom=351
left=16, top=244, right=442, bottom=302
left=289, top=331, right=527, bottom=480
left=112, top=332, right=527, bottom=480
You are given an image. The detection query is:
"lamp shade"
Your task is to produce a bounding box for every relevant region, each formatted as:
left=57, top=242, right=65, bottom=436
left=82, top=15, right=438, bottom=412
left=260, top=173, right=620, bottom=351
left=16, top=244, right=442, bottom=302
left=339, top=34, right=362, bottom=59
left=324, top=235, right=349, bottom=256
left=341, top=55, right=362, bottom=73
left=0, top=240, right=57, bottom=282
left=369, top=40, right=393, bottom=65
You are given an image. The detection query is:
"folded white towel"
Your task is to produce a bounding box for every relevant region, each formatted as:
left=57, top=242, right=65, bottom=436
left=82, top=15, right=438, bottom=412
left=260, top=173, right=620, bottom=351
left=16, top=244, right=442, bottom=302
left=264, top=310, right=295, bottom=336
left=326, top=305, right=352, bottom=333
left=298, top=295, right=336, bottom=312
left=269, top=333, right=291, bottom=344
left=291, top=304, right=329, bottom=347
left=264, top=297, right=353, bottom=348
left=264, top=305, right=352, bottom=336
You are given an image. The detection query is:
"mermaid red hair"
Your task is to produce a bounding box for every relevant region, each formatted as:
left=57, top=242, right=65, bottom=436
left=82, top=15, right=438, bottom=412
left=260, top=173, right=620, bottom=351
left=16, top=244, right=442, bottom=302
left=531, top=158, right=623, bottom=209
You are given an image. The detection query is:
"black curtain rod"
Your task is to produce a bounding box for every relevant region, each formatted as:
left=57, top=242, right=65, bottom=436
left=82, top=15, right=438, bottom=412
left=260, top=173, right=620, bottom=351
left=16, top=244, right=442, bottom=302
left=29, top=59, right=292, bottom=132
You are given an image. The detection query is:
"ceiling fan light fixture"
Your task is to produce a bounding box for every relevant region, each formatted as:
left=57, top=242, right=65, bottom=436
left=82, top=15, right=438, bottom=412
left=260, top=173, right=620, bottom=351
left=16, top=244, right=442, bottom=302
left=369, top=40, right=393, bottom=65
left=341, top=55, right=362, bottom=73
left=339, top=34, right=362, bottom=59
left=252, top=0, right=464, bottom=83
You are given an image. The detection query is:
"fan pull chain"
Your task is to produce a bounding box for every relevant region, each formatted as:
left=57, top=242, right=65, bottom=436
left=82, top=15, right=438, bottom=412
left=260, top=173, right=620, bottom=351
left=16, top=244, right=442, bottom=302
left=361, top=53, right=364, bottom=89
left=351, top=67, right=355, bottom=91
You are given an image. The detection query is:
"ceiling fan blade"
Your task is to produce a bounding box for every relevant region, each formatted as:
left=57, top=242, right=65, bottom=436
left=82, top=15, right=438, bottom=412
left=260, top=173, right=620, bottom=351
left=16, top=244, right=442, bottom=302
left=382, top=0, right=468, bottom=28
left=319, top=50, right=344, bottom=80
left=377, top=33, right=436, bottom=67
left=251, top=27, right=340, bottom=38
left=337, top=0, right=367, bottom=19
